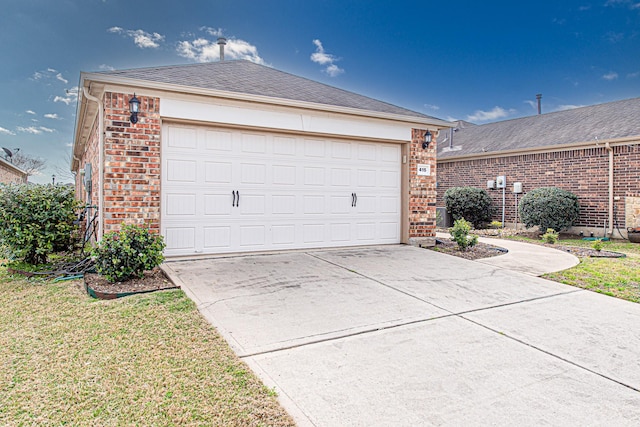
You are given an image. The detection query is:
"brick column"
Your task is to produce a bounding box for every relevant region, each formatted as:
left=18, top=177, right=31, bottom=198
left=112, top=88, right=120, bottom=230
left=103, top=92, right=161, bottom=234
left=408, top=128, right=437, bottom=246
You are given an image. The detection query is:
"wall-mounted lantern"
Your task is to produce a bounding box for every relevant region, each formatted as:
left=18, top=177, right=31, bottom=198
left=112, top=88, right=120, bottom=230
left=422, top=130, right=432, bottom=149
left=129, top=94, right=140, bottom=124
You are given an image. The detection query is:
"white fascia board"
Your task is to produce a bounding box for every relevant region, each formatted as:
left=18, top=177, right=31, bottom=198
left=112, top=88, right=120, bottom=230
left=161, top=96, right=414, bottom=141
left=80, top=72, right=453, bottom=129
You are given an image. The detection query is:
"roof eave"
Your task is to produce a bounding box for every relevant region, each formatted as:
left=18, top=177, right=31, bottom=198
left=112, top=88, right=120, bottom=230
left=80, top=72, right=453, bottom=128
left=437, top=135, right=640, bottom=162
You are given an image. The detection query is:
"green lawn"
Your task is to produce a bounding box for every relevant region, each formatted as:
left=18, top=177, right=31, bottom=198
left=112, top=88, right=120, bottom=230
left=0, top=270, right=294, bottom=426
left=506, top=235, right=640, bottom=303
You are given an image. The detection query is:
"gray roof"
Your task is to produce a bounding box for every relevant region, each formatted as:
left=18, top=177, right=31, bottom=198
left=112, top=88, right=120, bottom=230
left=438, top=97, right=640, bottom=159
left=97, top=60, right=436, bottom=120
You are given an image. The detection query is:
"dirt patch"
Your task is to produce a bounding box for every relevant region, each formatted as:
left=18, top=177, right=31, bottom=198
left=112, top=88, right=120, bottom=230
left=84, top=268, right=176, bottom=295
left=548, top=245, right=625, bottom=258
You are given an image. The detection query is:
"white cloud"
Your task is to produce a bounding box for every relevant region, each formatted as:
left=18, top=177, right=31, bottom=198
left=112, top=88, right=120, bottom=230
left=16, top=126, right=55, bottom=135
left=0, top=127, right=16, bottom=136
left=627, top=71, right=640, bottom=78
left=53, top=86, right=78, bottom=106
left=200, top=26, right=224, bottom=37
left=466, top=106, right=514, bottom=122
left=556, top=104, right=585, bottom=111
left=602, top=71, right=619, bottom=80
left=55, top=73, right=68, bottom=84
left=310, top=39, right=344, bottom=77
left=98, top=64, right=115, bottom=71
left=26, top=110, right=36, bottom=115
left=108, top=26, right=164, bottom=49
left=44, top=113, right=61, bottom=120
left=17, top=126, right=42, bottom=135
left=424, top=104, right=440, bottom=110
left=65, top=142, right=73, bottom=147
left=32, top=71, right=44, bottom=80
left=605, top=0, right=640, bottom=9
left=47, top=68, right=57, bottom=73
left=177, top=36, right=264, bottom=64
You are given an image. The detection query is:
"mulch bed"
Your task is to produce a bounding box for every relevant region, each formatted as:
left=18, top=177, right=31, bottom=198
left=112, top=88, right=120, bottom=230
left=432, top=239, right=507, bottom=260
left=549, top=245, right=625, bottom=258
left=84, top=268, right=177, bottom=299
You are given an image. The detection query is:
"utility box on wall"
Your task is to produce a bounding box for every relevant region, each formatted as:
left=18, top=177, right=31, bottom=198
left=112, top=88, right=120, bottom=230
left=436, top=207, right=453, bottom=228
left=496, top=175, right=506, bottom=189
left=513, top=182, right=523, bottom=193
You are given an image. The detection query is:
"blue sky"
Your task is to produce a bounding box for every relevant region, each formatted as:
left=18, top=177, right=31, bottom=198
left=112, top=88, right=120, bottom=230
left=1, top=0, right=638, bottom=184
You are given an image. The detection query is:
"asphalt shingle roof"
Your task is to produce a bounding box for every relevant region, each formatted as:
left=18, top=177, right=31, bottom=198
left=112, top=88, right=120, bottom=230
left=438, top=97, right=640, bottom=158
left=98, top=60, right=436, bottom=120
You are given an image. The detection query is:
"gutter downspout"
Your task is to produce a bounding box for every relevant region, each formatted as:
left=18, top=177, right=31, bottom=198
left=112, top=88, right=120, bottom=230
left=605, top=142, right=614, bottom=236
left=82, top=86, right=104, bottom=240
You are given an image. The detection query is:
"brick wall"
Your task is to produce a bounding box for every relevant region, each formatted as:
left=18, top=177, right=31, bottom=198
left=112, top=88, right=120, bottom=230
left=408, top=128, right=437, bottom=242
left=103, top=92, right=161, bottom=233
left=0, top=161, right=27, bottom=184
left=437, top=143, right=640, bottom=230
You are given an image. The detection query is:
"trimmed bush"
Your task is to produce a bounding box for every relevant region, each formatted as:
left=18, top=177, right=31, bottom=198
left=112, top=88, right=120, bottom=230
left=0, top=184, right=80, bottom=264
left=93, top=223, right=165, bottom=283
left=519, top=187, right=580, bottom=232
left=450, top=218, right=478, bottom=251
left=541, top=228, right=559, bottom=244
left=443, top=187, right=493, bottom=228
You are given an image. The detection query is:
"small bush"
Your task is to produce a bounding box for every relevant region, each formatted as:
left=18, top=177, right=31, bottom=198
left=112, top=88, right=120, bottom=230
left=444, top=187, right=493, bottom=228
left=592, top=239, right=603, bottom=252
left=519, top=187, right=580, bottom=232
left=0, top=184, right=80, bottom=265
left=450, top=218, right=478, bottom=251
left=541, top=228, right=559, bottom=244
left=490, top=220, right=503, bottom=229
left=93, top=223, right=165, bottom=283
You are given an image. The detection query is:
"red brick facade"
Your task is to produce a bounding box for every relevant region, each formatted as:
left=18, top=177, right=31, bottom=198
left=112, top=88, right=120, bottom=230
left=408, top=128, right=437, bottom=242
left=75, top=92, right=162, bottom=236
left=437, top=143, right=640, bottom=230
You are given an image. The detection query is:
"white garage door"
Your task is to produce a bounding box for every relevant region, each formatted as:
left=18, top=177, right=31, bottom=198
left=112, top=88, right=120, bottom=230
left=161, top=124, right=402, bottom=256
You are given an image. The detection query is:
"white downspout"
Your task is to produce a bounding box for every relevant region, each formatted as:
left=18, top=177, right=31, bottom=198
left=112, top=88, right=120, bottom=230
left=605, top=142, right=614, bottom=236
left=82, top=87, right=104, bottom=240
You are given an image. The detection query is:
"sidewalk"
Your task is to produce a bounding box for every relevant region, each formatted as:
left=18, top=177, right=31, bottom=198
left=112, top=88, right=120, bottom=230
left=435, top=232, right=579, bottom=276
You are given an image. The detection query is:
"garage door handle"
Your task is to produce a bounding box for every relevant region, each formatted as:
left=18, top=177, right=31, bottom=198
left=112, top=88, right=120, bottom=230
left=354, top=193, right=358, bottom=207
left=232, top=190, right=237, bottom=207
left=236, top=191, right=240, bottom=207
left=351, top=193, right=355, bottom=207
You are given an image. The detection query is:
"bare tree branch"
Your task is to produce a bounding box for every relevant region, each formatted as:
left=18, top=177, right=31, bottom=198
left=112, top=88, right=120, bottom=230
left=10, top=152, right=46, bottom=177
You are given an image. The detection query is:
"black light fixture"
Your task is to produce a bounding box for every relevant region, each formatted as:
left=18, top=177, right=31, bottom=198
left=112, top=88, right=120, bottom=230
left=422, top=130, right=432, bottom=149
left=129, top=93, right=140, bottom=124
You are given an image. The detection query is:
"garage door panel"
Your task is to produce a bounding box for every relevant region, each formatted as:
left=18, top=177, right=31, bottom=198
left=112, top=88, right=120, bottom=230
left=272, top=165, right=296, bottom=185
left=205, top=161, right=233, bottom=183
left=203, top=226, right=231, bottom=248
left=240, top=163, right=266, bottom=184
left=162, top=124, right=402, bottom=256
left=240, top=225, right=266, bottom=246
left=165, top=227, right=196, bottom=251
left=166, top=193, right=196, bottom=216
left=205, top=129, right=232, bottom=152
left=167, top=159, right=197, bottom=182
left=204, top=194, right=232, bottom=215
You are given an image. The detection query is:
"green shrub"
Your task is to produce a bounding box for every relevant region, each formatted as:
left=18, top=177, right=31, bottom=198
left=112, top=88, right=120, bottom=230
left=444, top=187, right=493, bottom=228
left=518, top=187, right=580, bottom=232
left=450, top=218, right=478, bottom=251
left=592, top=239, right=603, bottom=252
left=0, top=184, right=80, bottom=265
left=490, top=220, right=503, bottom=229
left=93, top=223, right=165, bottom=283
left=541, top=228, right=559, bottom=244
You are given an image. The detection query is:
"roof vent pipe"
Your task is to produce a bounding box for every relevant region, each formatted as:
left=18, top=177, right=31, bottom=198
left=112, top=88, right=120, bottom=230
left=217, top=37, right=227, bottom=61
left=536, top=93, right=542, bottom=115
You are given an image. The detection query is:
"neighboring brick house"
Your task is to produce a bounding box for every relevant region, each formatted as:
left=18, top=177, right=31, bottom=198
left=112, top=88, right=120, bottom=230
left=71, top=60, right=450, bottom=256
left=0, top=157, right=28, bottom=184
left=436, top=97, right=640, bottom=238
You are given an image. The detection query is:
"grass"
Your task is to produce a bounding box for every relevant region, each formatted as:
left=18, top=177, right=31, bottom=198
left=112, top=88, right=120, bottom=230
left=0, top=269, right=295, bottom=426
left=505, top=235, right=640, bottom=303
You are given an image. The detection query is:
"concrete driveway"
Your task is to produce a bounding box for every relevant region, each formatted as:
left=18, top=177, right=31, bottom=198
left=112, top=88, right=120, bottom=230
left=164, top=245, right=640, bottom=426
